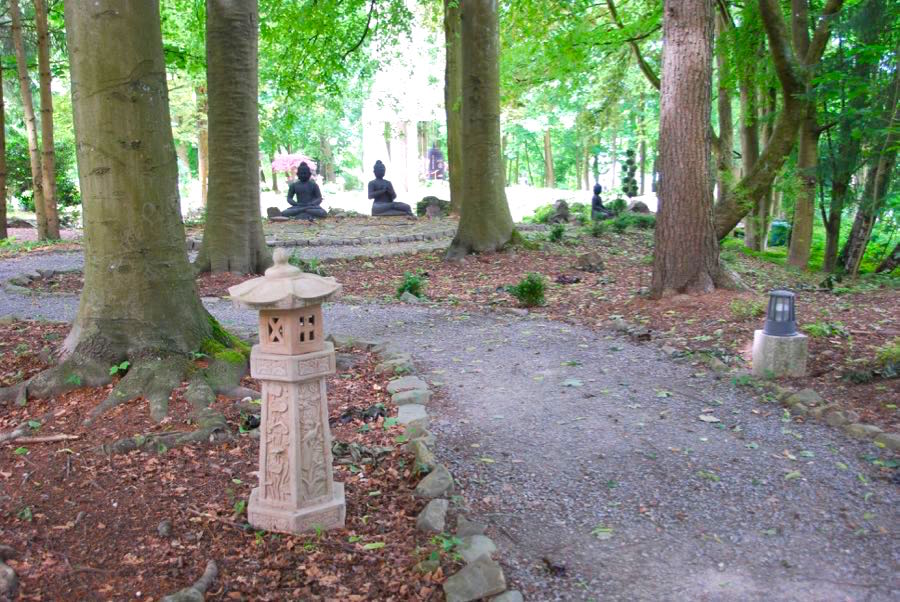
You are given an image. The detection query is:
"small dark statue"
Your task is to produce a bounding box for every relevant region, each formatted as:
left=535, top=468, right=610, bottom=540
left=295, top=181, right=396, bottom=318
left=591, top=183, right=613, bottom=220
left=368, top=160, right=414, bottom=217
left=282, top=162, right=326, bottom=220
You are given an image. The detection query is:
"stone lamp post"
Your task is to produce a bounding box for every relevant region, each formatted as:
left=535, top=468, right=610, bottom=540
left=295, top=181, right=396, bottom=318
left=228, top=248, right=345, bottom=533
left=752, top=290, right=808, bottom=378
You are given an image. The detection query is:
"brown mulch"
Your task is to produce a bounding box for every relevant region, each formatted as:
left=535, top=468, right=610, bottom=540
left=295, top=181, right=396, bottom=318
left=22, top=271, right=248, bottom=298
left=0, top=322, right=447, bottom=601
left=0, top=320, right=70, bottom=387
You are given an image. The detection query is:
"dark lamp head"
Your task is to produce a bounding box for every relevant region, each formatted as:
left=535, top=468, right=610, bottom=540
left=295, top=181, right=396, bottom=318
left=764, top=290, right=798, bottom=336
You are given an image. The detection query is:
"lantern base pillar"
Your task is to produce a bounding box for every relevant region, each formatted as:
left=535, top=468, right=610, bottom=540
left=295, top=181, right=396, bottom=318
left=751, top=330, right=808, bottom=378
left=248, top=482, right=345, bottom=534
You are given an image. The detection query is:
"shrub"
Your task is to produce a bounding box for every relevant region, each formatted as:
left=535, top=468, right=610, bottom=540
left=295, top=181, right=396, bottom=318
left=288, top=254, right=328, bottom=276
left=569, top=202, right=591, bottom=225
left=396, top=270, right=426, bottom=298
left=611, top=215, right=629, bottom=232
left=609, top=198, right=627, bottom=216
left=507, top=272, right=546, bottom=307
left=875, top=337, right=900, bottom=371
left=610, top=213, right=656, bottom=232
left=548, top=223, right=566, bottom=242
left=802, top=321, right=848, bottom=338
left=729, top=297, right=766, bottom=320
left=523, top=204, right=555, bottom=224
left=590, top=220, right=608, bottom=238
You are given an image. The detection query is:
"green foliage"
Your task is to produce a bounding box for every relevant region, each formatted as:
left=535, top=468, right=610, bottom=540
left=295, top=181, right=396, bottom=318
left=729, top=298, right=766, bottom=321
left=6, top=134, right=81, bottom=210
left=874, top=338, right=900, bottom=371
left=802, top=321, right=849, bottom=338
left=523, top=204, right=555, bottom=224
left=109, top=360, right=130, bottom=376
left=548, top=223, right=566, bottom=242
left=589, top=220, right=608, bottom=237
left=609, top=198, right=627, bottom=216
left=396, top=271, right=426, bottom=299
left=507, top=273, right=546, bottom=307
left=507, top=229, right=543, bottom=251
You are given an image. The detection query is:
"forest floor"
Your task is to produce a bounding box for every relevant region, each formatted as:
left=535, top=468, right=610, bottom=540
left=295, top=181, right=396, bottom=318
left=1, top=224, right=898, bottom=600
left=0, top=326, right=448, bottom=601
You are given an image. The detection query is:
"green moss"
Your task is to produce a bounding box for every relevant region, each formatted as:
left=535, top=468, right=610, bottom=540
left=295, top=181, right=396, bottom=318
left=214, top=349, right=246, bottom=365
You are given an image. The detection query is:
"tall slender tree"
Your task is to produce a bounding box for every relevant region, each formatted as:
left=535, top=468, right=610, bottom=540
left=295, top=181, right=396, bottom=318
left=0, top=60, right=7, bottom=241
left=444, top=0, right=463, bottom=215
left=651, top=0, right=729, bottom=297
left=194, top=0, right=271, bottom=274
left=446, top=0, right=514, bottom=258
left=9, top=0, right=49, bottom=239
left=34, top=0, right=59, bottom=239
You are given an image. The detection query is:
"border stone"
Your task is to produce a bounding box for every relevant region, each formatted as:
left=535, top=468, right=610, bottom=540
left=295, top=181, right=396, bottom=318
left=443, top=556, right=507, bottom=602
left=386, top=375, right=428, bottom=394
left=415, top=464, right=453, bottom=498
left=874, top=432, right=900, bottom=451
left=416, top=498, right=449, bottom=533
left=392, top=389, right=431, bottom=406
left=458, top=534, right=498, bottom=563
left=844, top=423, right=884, bottom=440
left=492, top=591, right=525, bottom=602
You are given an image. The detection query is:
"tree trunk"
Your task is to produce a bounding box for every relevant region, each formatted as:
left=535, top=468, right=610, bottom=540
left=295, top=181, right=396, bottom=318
left=0, top=64, right=6, bottom=241
left=444, top=0, right=464, bottom=216
left=62, top=0, right=214, bottom=360
left=523, top=143, right=533, bottom=185
left=715, top=12, right=734, bottom=208
left=447, top=0, right=514, bottom=258
left=10, top=0, right=48, bottom=239
left=543, top=130, right=554, bottom=188
left=876, top=243, right=899, bottom=273
left=787, top=112, right=819, bottom=267
left=176, top=144, right=190, bottom=172
left=823, top=181, right=847, bottom=272
left=34, top=0, right=59, bottom=238
left=197, top=86, right=209, bottom=206
left=319, top=135, right=336, bottom=183
left=195, top=0, right=271, bottom=274
left=271, top=164, right=279, bottom=193
left=651, top=0, right=727, bottom=298
left=841, top=147, right=897, bottom=275
left=740, top=73, right=761, bottom=249
left=639, top=139, right=646, bottom=194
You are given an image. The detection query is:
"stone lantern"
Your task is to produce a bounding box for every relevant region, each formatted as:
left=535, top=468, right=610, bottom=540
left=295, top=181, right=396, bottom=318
left=752, top=290, right=808, bottom=378
left=228, top=249, right=345, bottom=533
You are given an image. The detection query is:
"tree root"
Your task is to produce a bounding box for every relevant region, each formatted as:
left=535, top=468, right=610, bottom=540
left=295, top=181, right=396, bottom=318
left=84, top=356, right=188, bottom=425
left=103, top=407, right=229, bottom=455
left=161, top=560, right=218, bottom=602
left=0, top=546, right=17, bottom=602
left=0, top=356, right=111, bottom=407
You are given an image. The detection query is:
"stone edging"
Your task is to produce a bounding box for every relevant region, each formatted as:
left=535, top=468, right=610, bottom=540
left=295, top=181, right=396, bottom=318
left=326, top=333, right=523, bottom=602
left=1, top=268, right=81, bottom=298
left=185, top=223, right=547, bottom=251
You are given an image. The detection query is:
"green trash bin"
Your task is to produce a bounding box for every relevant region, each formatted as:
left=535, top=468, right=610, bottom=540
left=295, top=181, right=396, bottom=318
left=768, top=219, right=790, bottom=247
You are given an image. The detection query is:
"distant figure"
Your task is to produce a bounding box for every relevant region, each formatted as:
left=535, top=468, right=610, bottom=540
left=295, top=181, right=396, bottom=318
left=282, top=162, right=326, bottom=220
left=591, top=184, right=612, bottom=220
left=368, top=160, right=414, bottom=217
left=427, top=142, right=445, bottom=179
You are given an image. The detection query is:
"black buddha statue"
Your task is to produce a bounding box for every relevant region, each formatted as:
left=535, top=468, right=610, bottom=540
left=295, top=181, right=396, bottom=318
left=591, top=183, right=612, bottom=220
left=368, top=160, right=414, bottom=217
left=282, top=162, right=327, bottom=220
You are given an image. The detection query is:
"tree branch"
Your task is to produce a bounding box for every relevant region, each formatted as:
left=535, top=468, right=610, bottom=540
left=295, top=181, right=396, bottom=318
left=806, top=0, right=844, bottom=65
left=757, top=0, right=804, bottom=94
left=606, top=0, right=660, bottom=90
left=341, top=0, right=377, bottom=62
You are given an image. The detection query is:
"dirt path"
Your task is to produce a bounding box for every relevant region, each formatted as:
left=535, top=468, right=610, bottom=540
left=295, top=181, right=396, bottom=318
left=2, top=253, right=898, bottom=601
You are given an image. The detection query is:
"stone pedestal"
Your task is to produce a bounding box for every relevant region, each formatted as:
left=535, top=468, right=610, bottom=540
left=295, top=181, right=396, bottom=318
left=751, top=330, right=808, bottom=378
left=247, top=341, right=346, bottom=533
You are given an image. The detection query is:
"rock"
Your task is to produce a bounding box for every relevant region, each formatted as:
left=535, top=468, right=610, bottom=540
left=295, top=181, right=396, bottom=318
left=574, top=251, right=604, bottom=273
left=416, top=498, right=449, bottom=533
left=6, top=218, right=33, bottom=228
left=409, top=439, right=436, bottom=471
left=158, top=519, right=173, bottom=538
left=809, top=403, right=837, bottom=420
left=266, top=207, right=282, bottom=218
left=398, top=404, right=428, bottom=427
left=492, top=591, right=524, bottom=602
left=269, top=216, right=289, bottom=222
left=406, top=430, right=437, bottom=449
left=874, top=432, right=900, bottom=451
left=825, top=410, right=849, bottom=427
left=507, top=308, right=529, bottom=317
left=456, top=516, right=487, bottom=538
left=661, top=345, right=679, bottom=358
left=609, top=317, right=630, bottom=332
left=375, top=356, right=414, bottom=375
left=0, top=560, right=16, bottom=601
left=416, top=464, right=453, bottom=498
left=784, top=389, right=823, bottom=408
left=629, top=200, right=650, bottom=213
left=627, top=325, right=651, bottom=342
left=336, top=353, right=361, bottom=371
left=392, top=388, right=431, bottom=406
left=548, top=200, right=570, bottom=224
left=326, top=333, right=356, bottom=349
left=399, top=291, right=421, bottom=304
left=844, top=423, right=883, bottom=439
left=443, top=556, right=507, bottom=602
left=458, top=534, right=497, bottom=563
left=386, top=376, right=428, bottom=394
left=704, top=356, right=729, bottom=373
left=416, top=196, right=450, bottom=217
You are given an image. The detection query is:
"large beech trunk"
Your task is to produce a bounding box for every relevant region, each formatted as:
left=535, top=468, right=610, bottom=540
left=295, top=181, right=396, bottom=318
left=787, top=114, right=820, bottom=267
left=34, top=0, right=59, bottom=239
left=543, top=130, right=555, bottom=188
left=444, top=0, right=464, bottom=215
left=651, top=0, right=727, bottom=297
left=195, top=0, right=271, bottom=274
left=447, top=0, right=513, bottom=258
left=10, top=0, right=49, bottom=239
left=715, top=13, right=734, bottom=207
left=62, top=0, right=213, bottom=360
left=197, top=86, right=209, bottom=206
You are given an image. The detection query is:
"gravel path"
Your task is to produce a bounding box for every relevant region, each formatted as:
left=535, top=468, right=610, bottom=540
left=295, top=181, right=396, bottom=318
left=2, top=252, right=898, bottom=601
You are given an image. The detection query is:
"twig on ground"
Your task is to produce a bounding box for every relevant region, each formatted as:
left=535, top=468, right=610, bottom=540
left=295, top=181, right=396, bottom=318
left=5, top=434, right=79, bottom=444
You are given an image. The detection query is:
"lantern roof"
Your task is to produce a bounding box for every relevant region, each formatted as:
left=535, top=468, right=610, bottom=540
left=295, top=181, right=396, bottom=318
left=228, top=249, right=341, bottom=310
